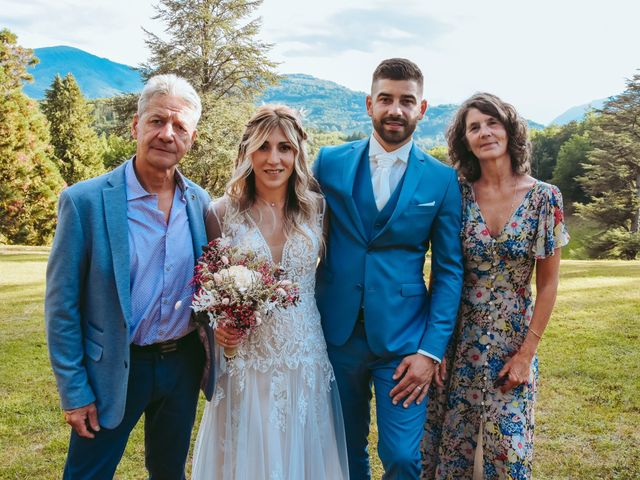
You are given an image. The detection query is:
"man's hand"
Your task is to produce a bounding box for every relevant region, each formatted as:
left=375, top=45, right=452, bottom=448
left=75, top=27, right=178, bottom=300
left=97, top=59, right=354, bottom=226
left=64, top=403, right=100, bottom=439
left=389, top=354, right=437, bottom=408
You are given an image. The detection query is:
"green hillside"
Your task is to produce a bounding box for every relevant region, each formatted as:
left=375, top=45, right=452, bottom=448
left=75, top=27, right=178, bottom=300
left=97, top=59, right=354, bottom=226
left=23, top=47, right=544, bottom=146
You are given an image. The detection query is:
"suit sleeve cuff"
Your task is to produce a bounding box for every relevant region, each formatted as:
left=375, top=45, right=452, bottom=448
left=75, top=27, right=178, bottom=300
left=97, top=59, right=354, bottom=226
left=417, top=349, right=441, bottom=363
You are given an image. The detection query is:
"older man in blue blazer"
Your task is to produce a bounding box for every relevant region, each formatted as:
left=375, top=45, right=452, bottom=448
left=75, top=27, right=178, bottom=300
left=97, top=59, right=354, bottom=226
left=45, top=74, right=212, bottom=479
left=313, top=59, right=464, bottom=479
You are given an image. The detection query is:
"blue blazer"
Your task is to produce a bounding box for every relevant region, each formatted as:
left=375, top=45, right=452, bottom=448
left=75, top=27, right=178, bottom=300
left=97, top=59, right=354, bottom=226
left=45, top=160, right=211, bottom=429
left=313, top=139, right=464, bottom=360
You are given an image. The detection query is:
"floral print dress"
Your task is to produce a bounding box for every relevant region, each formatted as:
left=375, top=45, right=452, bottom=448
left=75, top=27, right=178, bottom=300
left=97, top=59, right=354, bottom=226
left=421, top=180, right=569, bottom=479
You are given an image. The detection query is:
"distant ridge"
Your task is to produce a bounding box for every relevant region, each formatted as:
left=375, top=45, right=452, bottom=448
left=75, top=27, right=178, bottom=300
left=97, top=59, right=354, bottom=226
left=550, top=98, right=609, bottom=125
left=24, top=46, right=144, bottom=99
left=23, top=45, right=547, bottom=146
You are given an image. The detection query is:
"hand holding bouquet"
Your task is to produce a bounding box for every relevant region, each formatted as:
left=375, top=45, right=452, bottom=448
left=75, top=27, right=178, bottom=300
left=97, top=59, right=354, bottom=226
left=191, top=238, right=299, bottom=359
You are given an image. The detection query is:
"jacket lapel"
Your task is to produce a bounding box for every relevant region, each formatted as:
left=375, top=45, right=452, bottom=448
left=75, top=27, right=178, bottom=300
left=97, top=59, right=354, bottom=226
left=340, top=140, right=368, bottom=241
left=372, top=145, right=426, bottom=242
left=184, top=186, right=207, bottom=260
left=103, top=162, right=132, bottom=325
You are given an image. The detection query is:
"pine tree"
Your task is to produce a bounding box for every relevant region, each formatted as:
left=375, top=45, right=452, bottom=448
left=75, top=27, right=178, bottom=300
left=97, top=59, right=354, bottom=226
left=576, top=73, right=640, bottom=259
left=42, top=73, right=105, bottom=185
left=0, top=29, right=64, bottom=245
left=141, top=0, right=279, bottom=195
left=143, top=0, right=278, bottom=99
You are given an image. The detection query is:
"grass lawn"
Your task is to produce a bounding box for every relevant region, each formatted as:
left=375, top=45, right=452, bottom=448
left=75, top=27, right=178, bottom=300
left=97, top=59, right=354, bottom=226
left=1, top=251, right=638, bottom=479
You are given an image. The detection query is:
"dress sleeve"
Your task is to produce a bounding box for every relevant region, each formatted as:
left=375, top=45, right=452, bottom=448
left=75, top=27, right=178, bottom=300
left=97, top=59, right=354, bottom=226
left=533, top=184, right=570, bottom=259
left=205, top=197, right=227, bottom=241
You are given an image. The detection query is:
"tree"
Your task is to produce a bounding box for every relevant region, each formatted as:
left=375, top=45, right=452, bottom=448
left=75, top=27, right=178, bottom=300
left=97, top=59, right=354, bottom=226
left=143, top=0, right=278, bottom=99
left=530, top=122, right=582, bottom=181
left=180, top=97, right=253, bottom=196
left=0, top=29, right=64, bottom=245
left=141, top=0, right=279, bottom=194
left=550, top=131, right=592, bottom=209
left=42, top=73, right=105, bottom=185
left=427, top=145, right=449, bottom=164
left=101, top=133, right=137, bottom=170
left=307, top=129, right=346, bottom=160
left=576, top=73, right=640, bottom=259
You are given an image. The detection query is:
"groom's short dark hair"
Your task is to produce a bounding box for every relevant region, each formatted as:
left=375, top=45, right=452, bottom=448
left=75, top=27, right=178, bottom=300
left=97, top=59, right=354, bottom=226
left=372, top=58, right=423, bottom=90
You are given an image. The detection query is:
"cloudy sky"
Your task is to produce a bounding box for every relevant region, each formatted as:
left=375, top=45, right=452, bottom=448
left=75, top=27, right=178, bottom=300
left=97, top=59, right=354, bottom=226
left=2, top=0, right=638, bottom=124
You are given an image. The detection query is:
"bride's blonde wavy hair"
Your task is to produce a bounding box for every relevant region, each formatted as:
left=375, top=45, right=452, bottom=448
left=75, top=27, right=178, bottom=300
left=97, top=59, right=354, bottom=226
left=226, top=104, right=322, bottom=240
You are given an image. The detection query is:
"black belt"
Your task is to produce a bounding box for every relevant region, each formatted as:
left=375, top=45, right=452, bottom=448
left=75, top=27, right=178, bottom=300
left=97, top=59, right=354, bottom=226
left=130, top=330, right=197, bottom=354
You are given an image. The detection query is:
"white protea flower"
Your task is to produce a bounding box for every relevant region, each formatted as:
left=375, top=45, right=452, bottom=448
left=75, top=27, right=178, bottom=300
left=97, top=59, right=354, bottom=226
left=218, top=265, right=260, bottom=290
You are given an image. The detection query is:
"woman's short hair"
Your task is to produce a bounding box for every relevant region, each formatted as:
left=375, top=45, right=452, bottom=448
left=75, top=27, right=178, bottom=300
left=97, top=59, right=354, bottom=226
left=226, top=104, right=321, bottom=238
left=447, top=92, right=531, bottom=182
left=138, top=74, right=202, bottom=128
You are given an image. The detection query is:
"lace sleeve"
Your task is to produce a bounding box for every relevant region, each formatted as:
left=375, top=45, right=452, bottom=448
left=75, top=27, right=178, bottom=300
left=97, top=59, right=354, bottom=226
left=205, top=197, right=228, bottom=241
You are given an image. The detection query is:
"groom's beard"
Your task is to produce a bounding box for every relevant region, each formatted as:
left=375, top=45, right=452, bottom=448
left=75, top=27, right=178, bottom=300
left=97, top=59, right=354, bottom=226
left=372, top=115, right=419, bottom=147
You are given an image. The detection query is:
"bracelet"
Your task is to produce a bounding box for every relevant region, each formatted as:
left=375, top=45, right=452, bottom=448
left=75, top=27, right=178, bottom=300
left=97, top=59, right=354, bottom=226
left=528, top=327, right=542, bottom=339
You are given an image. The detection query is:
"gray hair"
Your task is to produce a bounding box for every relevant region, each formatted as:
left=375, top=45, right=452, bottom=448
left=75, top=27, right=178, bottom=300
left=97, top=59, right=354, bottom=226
left=137, top=74, right=202, bottom=128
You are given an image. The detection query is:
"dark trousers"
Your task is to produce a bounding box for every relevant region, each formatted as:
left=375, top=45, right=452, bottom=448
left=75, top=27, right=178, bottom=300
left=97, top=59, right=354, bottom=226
left=63, top=332, right=204, bottom=480
left=328, top=322, right=427, bottom=480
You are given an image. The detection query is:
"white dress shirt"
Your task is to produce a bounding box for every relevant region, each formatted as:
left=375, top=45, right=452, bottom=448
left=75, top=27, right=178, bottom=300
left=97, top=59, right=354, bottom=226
left=368, top=135, right=413, bottom=210
left=367, top=135, right=440, bottom=364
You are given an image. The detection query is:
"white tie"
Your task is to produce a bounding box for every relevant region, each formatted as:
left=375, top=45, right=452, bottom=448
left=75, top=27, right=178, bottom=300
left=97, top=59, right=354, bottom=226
left=372, top=153, right=397, bottom=210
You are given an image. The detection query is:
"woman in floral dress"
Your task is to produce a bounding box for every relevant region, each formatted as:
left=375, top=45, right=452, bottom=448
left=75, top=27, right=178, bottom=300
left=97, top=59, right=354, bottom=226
left=422, top=93, right=569, bottom=479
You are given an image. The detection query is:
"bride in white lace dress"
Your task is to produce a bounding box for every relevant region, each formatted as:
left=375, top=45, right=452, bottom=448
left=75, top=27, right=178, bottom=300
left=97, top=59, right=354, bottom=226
left=191, top=105, right=349, bottom=480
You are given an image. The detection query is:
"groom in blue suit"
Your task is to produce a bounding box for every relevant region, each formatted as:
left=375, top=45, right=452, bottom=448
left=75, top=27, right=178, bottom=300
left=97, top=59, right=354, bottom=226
left=45, top=74, right=212, bottom=479
left=314, top=59, right=464, bottom=479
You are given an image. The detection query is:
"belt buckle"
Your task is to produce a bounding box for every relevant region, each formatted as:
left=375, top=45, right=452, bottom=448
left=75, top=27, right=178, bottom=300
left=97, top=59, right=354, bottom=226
left=158, top=340, right=178, bottom=354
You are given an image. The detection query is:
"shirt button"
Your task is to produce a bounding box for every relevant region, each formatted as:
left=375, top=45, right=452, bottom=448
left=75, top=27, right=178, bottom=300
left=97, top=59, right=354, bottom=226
left=489, top=301, right=493, bottom=306
left=484, top=362, right=489, bottom=366
left=165, top=265, right=172, bottom=272
left=162, top=298, right=168, bottom=305
left=482, top=388, right=486, bottom=392
left=481, top=401, right=485, bottom=406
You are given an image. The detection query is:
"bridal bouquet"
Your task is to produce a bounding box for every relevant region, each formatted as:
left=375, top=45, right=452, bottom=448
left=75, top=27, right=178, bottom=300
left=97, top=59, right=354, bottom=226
left=191, top=238, right=299, bottom=359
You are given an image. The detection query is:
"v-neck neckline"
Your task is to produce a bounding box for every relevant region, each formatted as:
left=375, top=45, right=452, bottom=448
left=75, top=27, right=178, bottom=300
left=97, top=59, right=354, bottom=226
left=470, top=180, right=539, bottom=240
left=245, top=213, right=288, bottom=265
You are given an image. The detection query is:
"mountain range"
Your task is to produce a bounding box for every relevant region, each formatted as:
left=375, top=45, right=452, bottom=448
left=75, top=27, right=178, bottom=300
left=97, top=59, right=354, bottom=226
left=24, top=46, right=598, bottom=145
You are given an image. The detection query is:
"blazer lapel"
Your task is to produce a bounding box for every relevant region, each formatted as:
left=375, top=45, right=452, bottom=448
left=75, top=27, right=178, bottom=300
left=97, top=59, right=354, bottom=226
left=340, top=140, right=368, bottom=241
left=103, top=163, right=132, bottom=325
left=372, top=145, right=426, bottom=241
left=185, top=187, right=207, bottom=260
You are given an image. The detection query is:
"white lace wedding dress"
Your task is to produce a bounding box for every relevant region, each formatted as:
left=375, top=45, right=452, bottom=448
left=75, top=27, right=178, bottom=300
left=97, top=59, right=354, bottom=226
left=191, top=199, right=349, bottom=480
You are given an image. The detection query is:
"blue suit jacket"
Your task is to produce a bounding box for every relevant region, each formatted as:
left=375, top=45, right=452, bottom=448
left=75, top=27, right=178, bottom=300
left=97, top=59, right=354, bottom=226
left=45, top=160, right=212, bottom=429
left=313, top=139, right=463, bottom=360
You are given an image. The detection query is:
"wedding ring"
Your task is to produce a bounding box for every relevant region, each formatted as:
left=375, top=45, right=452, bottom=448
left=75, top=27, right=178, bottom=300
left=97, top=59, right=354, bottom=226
left=416, top=385, right=422, bottom=391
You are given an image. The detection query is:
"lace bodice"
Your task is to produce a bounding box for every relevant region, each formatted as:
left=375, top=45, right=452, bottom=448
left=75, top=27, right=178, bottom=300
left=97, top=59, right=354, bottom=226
left=193, top=197, right=349, bottom=480
left=208, top=198, right=333, bottom=391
